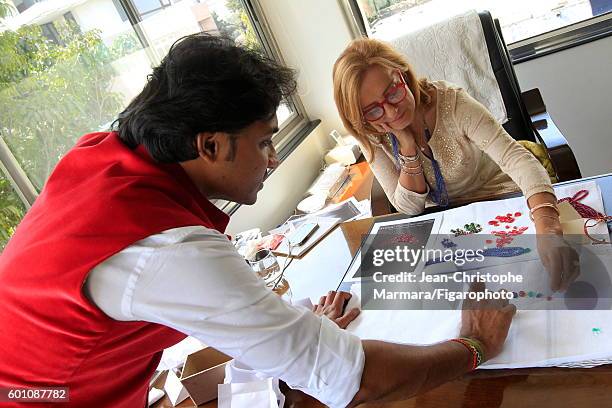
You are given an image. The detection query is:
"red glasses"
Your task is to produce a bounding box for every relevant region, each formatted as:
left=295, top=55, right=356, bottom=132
left=362, top=77, right=408, bottom=122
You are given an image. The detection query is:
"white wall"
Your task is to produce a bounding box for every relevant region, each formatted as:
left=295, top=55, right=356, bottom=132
left=513, top=36, right=612, bottom=177
left=258, top=0, right=354, bottom=137
left=226, top=124, right=328, bottom=235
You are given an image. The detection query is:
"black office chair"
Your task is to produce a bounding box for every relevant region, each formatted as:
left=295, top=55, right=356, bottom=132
left=371, top=10, right=582, bottom=217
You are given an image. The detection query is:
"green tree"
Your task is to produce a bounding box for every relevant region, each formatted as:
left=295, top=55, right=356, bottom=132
left=0, top=21, right=123, bottom=188
left=0, top=0, right=14, bottom=19
left=224, top=0, right=262, bottom=52
left=0, top=20, right=124, bottom=248
left=0, top=174, right=25, bottom=249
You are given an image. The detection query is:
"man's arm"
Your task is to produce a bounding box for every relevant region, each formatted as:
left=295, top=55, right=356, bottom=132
left=351, top=339, right=472, bottom=405
left=85, top=226, right=365, bottom=408
left=349, top=283, right=516, bottom=405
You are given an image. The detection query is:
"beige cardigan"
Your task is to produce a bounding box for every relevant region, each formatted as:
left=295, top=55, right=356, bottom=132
left=363, top=81, right=554, bottom=215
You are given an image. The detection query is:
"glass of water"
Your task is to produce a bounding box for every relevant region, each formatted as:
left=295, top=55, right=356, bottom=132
left=247, top=249, right=292, bottom=301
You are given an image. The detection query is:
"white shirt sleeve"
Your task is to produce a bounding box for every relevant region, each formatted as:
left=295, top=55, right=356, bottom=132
left=84, top=226, right=365, bottom=408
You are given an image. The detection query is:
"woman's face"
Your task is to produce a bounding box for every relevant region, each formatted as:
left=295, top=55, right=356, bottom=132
left=358, top=65, right=416, bottom=131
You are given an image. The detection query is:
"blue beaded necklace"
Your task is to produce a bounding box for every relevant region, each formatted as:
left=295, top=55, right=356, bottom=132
left=388, top=120, right=448, bottom=206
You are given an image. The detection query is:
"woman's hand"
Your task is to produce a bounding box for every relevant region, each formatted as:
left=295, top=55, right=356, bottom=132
left=313, top=290, right=360, bottom=329
left=535, top=231, right=580, bottom=292
left=533, top=211, right=580, bottom=292
left=374, top=122, right=418, bottom=155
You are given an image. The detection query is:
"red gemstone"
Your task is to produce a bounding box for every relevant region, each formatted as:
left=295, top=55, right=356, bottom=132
left=515, top=212, right=522, bottom=217
left=485, top=240, right=493, bottom=244
left=519, top=291, right=526, bottom=297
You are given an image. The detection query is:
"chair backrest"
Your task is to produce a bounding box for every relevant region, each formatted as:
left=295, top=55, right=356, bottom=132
left=389, top=10, right=536, bottom=142
left=478, top=11, right=536, bottom=142
left=390, top=10, right=508, bottom=125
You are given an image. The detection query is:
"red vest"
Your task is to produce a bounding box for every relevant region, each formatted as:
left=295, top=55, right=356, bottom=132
left=0, top=132, right=229, bottom=407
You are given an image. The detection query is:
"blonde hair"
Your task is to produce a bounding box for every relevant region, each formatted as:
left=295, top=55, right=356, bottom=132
left=333, top=37, right=432, bottom=161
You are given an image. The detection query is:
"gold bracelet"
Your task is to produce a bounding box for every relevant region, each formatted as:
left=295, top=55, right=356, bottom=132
left=401, top=168, right=424, bottom=176
left=533, top=214, right=560, bottom=222
left=529, top=203, right=560, bottom=221
left=401, top=164, right=422, bottom=171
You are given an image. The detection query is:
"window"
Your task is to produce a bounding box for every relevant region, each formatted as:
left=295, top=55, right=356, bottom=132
left=0, top=0, right=306, bottom=214
left=63, top=11, right=78, bottom=27
left=40, top=22, right=61, bottom=43
left=112, top=0, right=129, bottom=21
left=133, top=0, right=167, bottom=17
left=345, top=0, right=612, bottom=53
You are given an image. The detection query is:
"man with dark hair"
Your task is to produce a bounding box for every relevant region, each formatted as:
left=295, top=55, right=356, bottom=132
left=0, top=33, right=515, bottom=407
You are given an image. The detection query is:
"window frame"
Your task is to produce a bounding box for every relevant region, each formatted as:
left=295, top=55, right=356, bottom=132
left=0, top=0, right=312, bottom=212
left=339, top=0, right=612, bottom=64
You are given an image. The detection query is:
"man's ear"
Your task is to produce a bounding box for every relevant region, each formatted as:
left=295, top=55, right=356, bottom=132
left=196, top=132, right=226, bottom=163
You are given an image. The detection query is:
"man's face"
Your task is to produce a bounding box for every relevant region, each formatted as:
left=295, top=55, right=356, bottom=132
left=214, top=117, right=279, bottom=205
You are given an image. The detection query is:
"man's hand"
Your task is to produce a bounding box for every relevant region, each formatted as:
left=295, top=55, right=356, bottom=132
left=313, top=290, right=360, bottom=329
left=459, top=282, right=516, bottom=361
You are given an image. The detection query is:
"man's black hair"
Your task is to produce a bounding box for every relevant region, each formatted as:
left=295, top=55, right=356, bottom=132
left=114, top=33, right=296, bottom=162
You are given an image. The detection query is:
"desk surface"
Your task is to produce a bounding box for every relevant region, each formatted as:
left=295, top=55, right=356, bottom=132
left=155, top=174, right=612, bottom=408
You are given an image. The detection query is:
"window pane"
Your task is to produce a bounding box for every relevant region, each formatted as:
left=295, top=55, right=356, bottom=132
left=1, top=5, right=150, bottom=190
left=0, top=173, right=26, bottom=250
left=132, top=0, right=296, bottom=127
left=0, top=0, right=294, bottom=191
left=358, top=0, right=610, bottom=44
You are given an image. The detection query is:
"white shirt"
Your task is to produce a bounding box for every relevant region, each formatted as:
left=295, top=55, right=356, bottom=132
left=84, top=225, right=365, bottom=408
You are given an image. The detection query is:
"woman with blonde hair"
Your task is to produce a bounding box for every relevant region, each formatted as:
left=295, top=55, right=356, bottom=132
left=333, top=38, right=562, bottom=231
left=333, top=38, right=581, bottom=291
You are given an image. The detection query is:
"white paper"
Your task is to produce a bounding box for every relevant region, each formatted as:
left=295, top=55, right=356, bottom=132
left=164, top=369, right=190, bottom=406
left=158, top=336, right=206, bottom=371
left=148, top=387, right=165, bottom=407
left=342, top=180, right=612, bottom=369
left=223, top=361, right=285, bottom=408
left=346, top=244, right=612, bottom=370
left=218, top=378, right=278, bottom=408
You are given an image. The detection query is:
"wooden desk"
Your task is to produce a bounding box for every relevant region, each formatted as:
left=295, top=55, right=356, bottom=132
left=155, top=174, right=612, bottom=407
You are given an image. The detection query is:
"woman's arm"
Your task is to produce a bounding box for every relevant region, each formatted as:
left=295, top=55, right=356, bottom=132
left=528, top=192, right=563, bottom=234
left=453, top=88, right=555, bottom=203
left=360, top=138, right=429, bottom=215
left=452, top=89, right=578, bottom=291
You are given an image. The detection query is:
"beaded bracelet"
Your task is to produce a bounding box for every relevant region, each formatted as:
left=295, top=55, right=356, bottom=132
left=529, top=203, right=560, bottom=221
left=450, top=337, right=485, bottom=370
